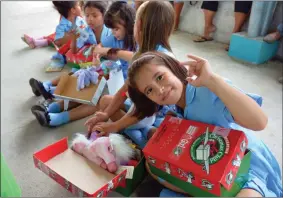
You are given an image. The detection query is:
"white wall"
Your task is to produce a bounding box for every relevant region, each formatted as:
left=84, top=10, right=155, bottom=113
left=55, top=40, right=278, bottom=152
left=178, top=1, right=283, bottom=59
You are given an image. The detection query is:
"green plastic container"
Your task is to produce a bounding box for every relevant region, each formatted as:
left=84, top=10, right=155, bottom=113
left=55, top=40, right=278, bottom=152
left=1, top=154, right=21, bottom=197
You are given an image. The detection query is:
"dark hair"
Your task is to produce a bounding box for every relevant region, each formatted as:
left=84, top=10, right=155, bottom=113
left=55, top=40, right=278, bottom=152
left=104, top=1, right=136, bottom=51
left=52, top=1, right=77, bottom=18
left=133, top=1, right=175, bottom=59
left=84, top=1, right=108, bottom=15
left=128, top=51, right=187, bottom=119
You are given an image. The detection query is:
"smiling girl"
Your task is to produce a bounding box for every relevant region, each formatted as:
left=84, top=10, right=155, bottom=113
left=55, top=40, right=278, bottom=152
left=127, top=51, right=282, bottom=197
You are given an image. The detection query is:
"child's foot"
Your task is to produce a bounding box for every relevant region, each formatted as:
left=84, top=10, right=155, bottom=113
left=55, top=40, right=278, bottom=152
left=29, top=78, right=54, bottom=100
left=29, top=78, right=41, bottom=96
left=21, top=34, right=36, bottom=49
left=193, top=25, right=216, bottom=42
left=31, top=109, right=50, bottom=127
left=193, top=36, right=213, bottom=42
left=263, top=31, right=281, bottom=43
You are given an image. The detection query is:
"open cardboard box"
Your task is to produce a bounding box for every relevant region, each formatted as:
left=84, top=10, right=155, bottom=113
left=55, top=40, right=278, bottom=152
left=53, top=69, right=124, bottom=107
left=33, top=138, right=128, bottom=197
left=143, top=116, right=251, bottom=197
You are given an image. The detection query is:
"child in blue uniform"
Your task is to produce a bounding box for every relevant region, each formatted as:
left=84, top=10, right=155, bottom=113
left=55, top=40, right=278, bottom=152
left=22, top=1, right=83, bottom=49
left=85, top=1, right=176, bottom=149
left=30, top=1, right=137, bottom=128
left=127, top=51, right=282, bottom=197
left=29, top=1, right=110, bottom=100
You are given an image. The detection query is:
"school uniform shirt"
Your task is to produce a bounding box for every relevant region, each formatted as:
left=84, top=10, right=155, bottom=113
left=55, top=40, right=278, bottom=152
left=78, top=24, right=112, bottom=49
left=173, top=79, right=282, bottom=197
left=101, top=34, right=129, bottom=79
left=54, top=16, right=108, bottom=48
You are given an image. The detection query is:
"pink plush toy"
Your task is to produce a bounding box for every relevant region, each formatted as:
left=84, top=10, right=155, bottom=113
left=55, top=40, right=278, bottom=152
left=71, top=132, right=134, bottom=173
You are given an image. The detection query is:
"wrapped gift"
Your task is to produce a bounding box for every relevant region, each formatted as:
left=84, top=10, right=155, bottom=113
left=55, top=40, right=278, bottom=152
left=143, top=116, right=251, bottom=197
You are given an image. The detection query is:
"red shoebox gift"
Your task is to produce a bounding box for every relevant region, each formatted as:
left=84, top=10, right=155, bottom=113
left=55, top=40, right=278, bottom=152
left=143, top=116, right=249, bottom=196
left=33, top=138, right=127, bottom=197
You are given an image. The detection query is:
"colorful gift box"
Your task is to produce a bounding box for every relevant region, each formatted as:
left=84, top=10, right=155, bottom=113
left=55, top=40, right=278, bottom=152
left=34, top=138, right=148, bottom=197
left=33, top=138, right=128, bottom=197
left=143, top=116, right=251, bottom=197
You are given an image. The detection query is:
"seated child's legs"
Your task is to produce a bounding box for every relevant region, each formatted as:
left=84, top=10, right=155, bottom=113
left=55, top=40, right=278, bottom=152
left=128, top=115, right=156, bottom=130
left=48, top=100, right=81, bottom=113
left=29, top=72, right=74, bottom=99
left=236, top=189, right=262, bottom=197
left=32, top=104, right=98, bottom=127
left=123, top=128, right=148, bottom=148
left=68, top=104, right=98, bottom=121
left=123, top=126, right=155, bottom=148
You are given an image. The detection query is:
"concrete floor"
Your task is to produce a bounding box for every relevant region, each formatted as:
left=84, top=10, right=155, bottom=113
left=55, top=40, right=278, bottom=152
left=1, top=2, right=282, bottom=197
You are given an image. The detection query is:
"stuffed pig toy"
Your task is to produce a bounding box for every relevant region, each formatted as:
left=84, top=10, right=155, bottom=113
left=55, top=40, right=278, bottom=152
left=71, top=132, right=134, bottom=173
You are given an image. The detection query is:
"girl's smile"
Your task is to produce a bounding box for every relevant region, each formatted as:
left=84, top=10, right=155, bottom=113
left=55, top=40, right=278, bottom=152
left=135, top=64, right=183, bottom=106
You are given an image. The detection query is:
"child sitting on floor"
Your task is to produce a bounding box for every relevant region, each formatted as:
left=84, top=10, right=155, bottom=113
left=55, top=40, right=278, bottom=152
left=127, top=51, right=282, bottom=197
left=22, top=1, right=83, bottom=49
left=28, top=1, right=110, bottom=99
left=30, top=1, right=136, bottom=128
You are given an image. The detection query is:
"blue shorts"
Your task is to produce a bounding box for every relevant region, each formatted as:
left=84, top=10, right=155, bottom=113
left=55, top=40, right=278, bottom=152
left=123, top=98, right=156, bottom=148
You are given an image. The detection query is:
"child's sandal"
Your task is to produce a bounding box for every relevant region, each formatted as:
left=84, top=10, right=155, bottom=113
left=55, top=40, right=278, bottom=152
left=22, top=34, right=36, bottom=49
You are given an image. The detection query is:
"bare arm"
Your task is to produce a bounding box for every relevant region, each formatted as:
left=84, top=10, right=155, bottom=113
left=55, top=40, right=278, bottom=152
left=116, top=50, right=134, bottom=62
left=104, top=82, right=129, bottom=118
left=207, top=74, right=268, bottom=131
left=70, top=36, right=78, bottom=54
left=94, top=46, right=134, bottom=62
left=54, top=34, right=71, bottom=47
left=111, top=112, right=139, bottom=132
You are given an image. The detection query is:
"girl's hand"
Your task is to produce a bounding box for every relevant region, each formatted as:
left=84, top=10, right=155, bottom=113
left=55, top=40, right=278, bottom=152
left=93, top=45, right=110, bottom=56
left=66, top=30, right=80, bottom=40
left=180, top=54, right=215, bottom=88
left=93, top=122, right=118, bottom=137
left=85, top=112, right=109, bottom=133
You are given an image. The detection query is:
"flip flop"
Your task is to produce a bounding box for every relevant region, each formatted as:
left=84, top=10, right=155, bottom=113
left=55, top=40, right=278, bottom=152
left=193, top=36, right=213, bottom=43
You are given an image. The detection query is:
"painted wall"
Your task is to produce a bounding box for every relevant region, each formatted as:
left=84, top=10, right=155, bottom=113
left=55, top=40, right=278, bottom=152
left=178, top=1, right=283, bottom=59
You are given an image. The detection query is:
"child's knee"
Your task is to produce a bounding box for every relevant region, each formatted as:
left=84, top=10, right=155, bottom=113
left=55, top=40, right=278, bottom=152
left=147, top=127, right=157, bottom=139
left=236, top=189, right=262, bottom=197
left=98, top=95, right=113, bottom=110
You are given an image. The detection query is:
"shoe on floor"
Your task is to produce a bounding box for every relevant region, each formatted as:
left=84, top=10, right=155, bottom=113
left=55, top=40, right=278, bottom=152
left=30, top=78, right=54, bottom=100
left=31, top=108, right=50, bottom=127
left=29, top=78, right=41, bottom=96
left=31, top=104, right=47, bottom=113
